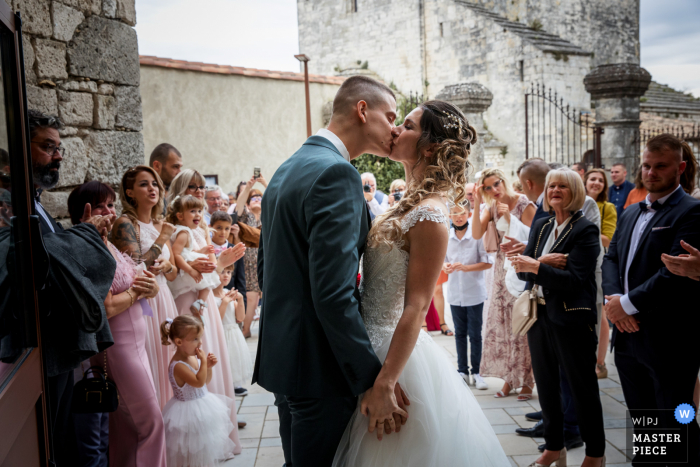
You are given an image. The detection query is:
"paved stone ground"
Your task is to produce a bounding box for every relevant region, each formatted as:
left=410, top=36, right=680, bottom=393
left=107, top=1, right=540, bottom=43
left=225, top=312, right=637, bottom=467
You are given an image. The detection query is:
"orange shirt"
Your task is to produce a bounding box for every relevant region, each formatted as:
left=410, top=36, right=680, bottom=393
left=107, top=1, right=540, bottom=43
left=623, top=188, right=648, bottom=209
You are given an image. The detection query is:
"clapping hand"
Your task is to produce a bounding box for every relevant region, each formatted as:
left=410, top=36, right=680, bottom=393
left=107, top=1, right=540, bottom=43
left=509, top=254, right=540, bottom=274
left=501, top=236, right=525, bottom=257
left=661, top=240, right=700, bottom=280
left=159, top=221, right=175, bottom=239
left=150, top=258, right=173, bottom=276
left=81, top=203, right=115, bottom=240
left=219, top=243, right=246, bottom=268
left=207, top=353, right=218, bottom=368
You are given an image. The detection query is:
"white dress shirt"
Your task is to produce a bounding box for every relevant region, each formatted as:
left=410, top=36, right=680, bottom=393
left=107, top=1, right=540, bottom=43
left=367, top=192, right=389, bottom=217
left=35, top=199, right=55, bottom=233
left=444, top=224, right=494, bottom=306
left=536, top=215, right=572, bottom=297
left=618, top=185, right=683, bottom=315
left=316, top=128, right=350, bottom=162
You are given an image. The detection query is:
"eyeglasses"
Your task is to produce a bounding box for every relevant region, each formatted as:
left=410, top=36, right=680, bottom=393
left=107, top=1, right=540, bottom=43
left=31, top=141, right=65, bottom=157
left=250, top=195, right=262, bottom=201
left=187, top=185, right=205, bottom=191
left=482, top=180, right=502, bottom=192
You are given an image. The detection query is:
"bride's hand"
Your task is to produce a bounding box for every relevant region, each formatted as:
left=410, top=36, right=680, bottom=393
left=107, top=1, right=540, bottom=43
left=392, top=382, right=410, bottom=432
left=361, top=383, right=407, bottom=441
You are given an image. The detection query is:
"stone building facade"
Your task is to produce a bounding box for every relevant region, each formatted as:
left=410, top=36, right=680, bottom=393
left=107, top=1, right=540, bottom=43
left=6, top=0, right=142, bottom=222
left=297, top=0, right=640, bottom=176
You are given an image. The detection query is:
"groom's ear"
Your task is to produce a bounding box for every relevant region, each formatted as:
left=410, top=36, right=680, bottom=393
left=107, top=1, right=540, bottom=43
left=356, top=100, right=368, bottom=123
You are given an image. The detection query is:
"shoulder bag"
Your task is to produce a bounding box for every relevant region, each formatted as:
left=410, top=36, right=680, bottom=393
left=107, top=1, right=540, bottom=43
left=512, top=283, right=538, bottom=336
left=71, top=352, right=119, bottom=413
left=482, top=203, right=501, bottom=253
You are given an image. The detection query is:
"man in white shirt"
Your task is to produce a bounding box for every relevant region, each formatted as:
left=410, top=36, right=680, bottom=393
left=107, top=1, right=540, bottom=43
left=444, top=201, right=493, bottom=390
left=204, top=185, right=224, bottom=225
left=361, top=172, right=389, bottom=219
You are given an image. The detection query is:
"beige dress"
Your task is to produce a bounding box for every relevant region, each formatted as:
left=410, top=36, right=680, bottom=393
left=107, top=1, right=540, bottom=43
left=480, top=195, right=536, bottom=390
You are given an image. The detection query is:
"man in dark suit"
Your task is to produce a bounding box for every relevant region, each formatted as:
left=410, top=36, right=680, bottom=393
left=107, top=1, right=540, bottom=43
left=254, top=76, right=406, bottom=466
left=28, top=110, right=115, bottom=465
left=518, top=158, right=552, bottom=224
left=603, top=134, right=700, bottom=466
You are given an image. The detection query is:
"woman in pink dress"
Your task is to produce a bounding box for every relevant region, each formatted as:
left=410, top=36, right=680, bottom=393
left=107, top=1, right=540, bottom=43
left=167, top=169, right=245, bottom=453
left=471, top=168, right=536, bottom=400
left=68, top=181, right=167, bottom=466
left=112, top=166, right=180, bottom=409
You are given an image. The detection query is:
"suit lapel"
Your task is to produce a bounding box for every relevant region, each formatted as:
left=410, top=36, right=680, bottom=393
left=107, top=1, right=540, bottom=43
left=548, top=211, right=584, bottom=253
left=618, top=206, right=642, bottom=274
left=534, top=218, right=555, bottom=257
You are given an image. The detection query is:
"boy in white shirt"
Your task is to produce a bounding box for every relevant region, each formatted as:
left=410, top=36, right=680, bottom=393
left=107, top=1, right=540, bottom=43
left=444, top=200, right=494, bottom=390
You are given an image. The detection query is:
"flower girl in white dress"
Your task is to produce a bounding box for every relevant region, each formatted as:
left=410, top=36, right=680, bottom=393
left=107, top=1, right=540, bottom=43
left=166, top=195, right=220, bottom=317
left=160, top=315, right=236, bottom=466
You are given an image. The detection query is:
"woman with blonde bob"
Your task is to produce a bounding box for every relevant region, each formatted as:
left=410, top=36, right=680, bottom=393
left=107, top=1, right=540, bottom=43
left=472, top=167, right=536, bottom=400
left=511, top=168, right=605, bottom=467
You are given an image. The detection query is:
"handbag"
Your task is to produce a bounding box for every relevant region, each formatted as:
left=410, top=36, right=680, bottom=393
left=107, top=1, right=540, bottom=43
left=71, top=352, right=119, bottom=413
left=483, top=203, right=502, bottom=253
left=512, top=283, right=539, bottom=336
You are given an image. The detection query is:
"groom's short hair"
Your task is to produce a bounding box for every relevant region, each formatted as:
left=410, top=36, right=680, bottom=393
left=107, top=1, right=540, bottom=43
left=332, top=76, right=396, bottom=116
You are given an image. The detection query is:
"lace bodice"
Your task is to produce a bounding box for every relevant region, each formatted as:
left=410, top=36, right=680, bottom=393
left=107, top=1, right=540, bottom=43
left=168, top=360, right=209, bottom=402
left=171, top=225, right=196, bottom=252
left=361, top=205, right=450, bottom=349
left=137, top=220, right=171, bottom=262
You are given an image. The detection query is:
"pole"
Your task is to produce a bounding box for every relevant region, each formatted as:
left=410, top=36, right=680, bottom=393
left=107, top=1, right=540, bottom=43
left=304, top=61, right=311, bottom=137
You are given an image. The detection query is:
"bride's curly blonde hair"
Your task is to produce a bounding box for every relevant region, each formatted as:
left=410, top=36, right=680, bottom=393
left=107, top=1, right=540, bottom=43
left=368, top=100, right=477, bottom=247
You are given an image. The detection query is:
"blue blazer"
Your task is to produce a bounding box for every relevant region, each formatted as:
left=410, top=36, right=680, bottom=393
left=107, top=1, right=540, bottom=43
left=254, top=136, right=382, bottom=397
left=602, top=187, right=700, bottom=347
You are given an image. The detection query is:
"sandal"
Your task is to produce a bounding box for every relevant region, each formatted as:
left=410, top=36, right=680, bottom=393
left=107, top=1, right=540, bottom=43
left=517, top=388, right=533, bottom=401
left=440, top=323, right=454, bottom=336
left=494, top=390, right=510, bottom=398
left=421, top=325, right=428, bottom=331
left=190, top=299, right=207, bottom=315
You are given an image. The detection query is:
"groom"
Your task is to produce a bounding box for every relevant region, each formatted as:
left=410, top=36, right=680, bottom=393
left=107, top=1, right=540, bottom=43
left=254, top=75, right=405, bottom=466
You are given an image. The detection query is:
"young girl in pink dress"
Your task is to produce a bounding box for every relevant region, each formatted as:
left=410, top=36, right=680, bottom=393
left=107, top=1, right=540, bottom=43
left=160, top=315, right=236, bottom=466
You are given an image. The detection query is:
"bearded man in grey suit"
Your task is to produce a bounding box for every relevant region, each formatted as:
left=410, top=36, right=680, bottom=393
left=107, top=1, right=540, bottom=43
left=254, top=76, right=408, bottom=466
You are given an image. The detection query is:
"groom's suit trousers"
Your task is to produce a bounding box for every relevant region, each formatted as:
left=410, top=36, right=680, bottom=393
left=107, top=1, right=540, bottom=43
left=276, top=394, right=357, bottom=467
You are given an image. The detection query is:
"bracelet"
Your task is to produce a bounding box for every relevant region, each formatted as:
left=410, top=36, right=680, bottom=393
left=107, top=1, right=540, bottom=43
left=165, top=265, right=174, bottom=275
left=126, top=288, right=136, bottom=306
left=152, top=243, right=163, bottom=254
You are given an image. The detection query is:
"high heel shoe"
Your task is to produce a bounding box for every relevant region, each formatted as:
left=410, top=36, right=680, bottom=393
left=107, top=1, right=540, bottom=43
left=527, top=447, right=567, bottom=467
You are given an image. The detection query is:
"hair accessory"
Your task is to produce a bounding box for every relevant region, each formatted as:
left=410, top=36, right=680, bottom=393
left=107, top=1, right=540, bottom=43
left=441, top=110, right=463, bottom=134
left=166, top=318, right=173, bottom=324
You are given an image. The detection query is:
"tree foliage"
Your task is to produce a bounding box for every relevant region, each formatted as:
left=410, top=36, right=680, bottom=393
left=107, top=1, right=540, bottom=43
left=351, top=155, right=405, bottom=193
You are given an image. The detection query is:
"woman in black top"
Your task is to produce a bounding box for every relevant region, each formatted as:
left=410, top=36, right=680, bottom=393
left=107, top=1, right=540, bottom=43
left=511, top=168, right=605, bottom=467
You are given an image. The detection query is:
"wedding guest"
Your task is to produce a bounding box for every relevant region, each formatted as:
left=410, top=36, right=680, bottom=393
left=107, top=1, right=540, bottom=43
left=221, top=196, right=230, bottom=212
left=512, top=179, right=524, bottom=194
left=111, top=166, right=179, bottom=409
left=471, top=168, right=536, bottom=400
left=681, top=140, right=700, bottom=198
left=517, top=158, right=551, bottom=224
left=204, top=185, right=224, bottom=224
left=210, top=211, right=247, bottom=310
left=361, top=172, right=388, bottom=219
left=584, top=168, right=617, bottom=379
left=623, top=165, right=647, bottom=210
left=387, top=178, right=406, bottom=207
left=236, top=177, right=266, bottom=338
left=608, top=163, right=634, bottom=217
left=464, top=182, right=476, bottom=215
left=149, top=143, right=183, bottom=192
left=166, top=169, right=246, bottom=454
left=604, top=134, right=700, bottom=466
left=228, top=191, right=236, bottom=207
left=512, top=168, right=605, bottom=467
left=69, top=181, right=167, bottom=467
left=571, top=162, right=586, bottom=179
left=444, top=200, right=493, bottom=389
left=228, top=182, right=247, bottom=214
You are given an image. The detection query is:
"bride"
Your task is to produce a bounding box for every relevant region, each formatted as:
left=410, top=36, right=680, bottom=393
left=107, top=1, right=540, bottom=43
left=333, top=101, right=510, bottom=466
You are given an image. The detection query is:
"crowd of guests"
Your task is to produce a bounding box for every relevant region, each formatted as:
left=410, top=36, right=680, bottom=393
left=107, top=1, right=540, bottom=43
left=27, top=98, right=700, bottom=467
left=28, top=109, right=266, bottom=466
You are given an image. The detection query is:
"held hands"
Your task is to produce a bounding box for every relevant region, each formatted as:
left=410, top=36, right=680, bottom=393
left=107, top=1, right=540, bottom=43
left=361, top=381, right=409, bottom=441
left=604, top=295, right=640, bottom=333
left=444, top=262, right=467, bottom=274
left=537, top=253, right=568, bottom=270
left=189, top=258, right=216, bottom=274
left=131, top=270, right=159, bottom=299
left=509, top=254, right=540, bottom=274
left=501, top=236, right=526, bottom=257
left=661, top=241, right=700, bottom=280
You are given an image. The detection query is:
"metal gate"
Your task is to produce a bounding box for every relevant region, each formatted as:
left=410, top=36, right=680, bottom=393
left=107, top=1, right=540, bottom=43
left=525, top=84, right=603, bottom=167
left=636, top=123, right=700, bottom=158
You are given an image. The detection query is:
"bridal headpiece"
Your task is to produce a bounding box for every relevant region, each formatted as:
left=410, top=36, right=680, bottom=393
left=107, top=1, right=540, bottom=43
left=441, top=110, right=463, bottom=134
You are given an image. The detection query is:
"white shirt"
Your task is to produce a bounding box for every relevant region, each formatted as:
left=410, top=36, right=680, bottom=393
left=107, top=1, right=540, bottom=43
left=618, top=185, right=683, bottom=315
left=316, top=129, right=350, bottom=162
left=536, top=215, right=572, bottom=297
left=35, top=199, right=55, bottom=233
left=444, top=224, right=493, bottom=306
left=367, top=192, right=389, bottom=217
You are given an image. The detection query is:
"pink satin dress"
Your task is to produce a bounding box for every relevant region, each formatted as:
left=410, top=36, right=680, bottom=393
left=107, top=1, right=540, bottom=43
left=173, top=226, right=242, bottom=454
left=92, top=243, right=166, bottom=466
left=138, top=220, right=179, bottom=409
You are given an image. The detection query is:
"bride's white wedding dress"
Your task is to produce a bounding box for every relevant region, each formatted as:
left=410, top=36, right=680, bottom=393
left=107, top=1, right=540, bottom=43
left=333, top=204, right=510, bottom=467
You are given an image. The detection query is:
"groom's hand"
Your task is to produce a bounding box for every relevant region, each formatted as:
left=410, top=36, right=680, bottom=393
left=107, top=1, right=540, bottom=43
left=361, top=382, right=407, bottom=441
left=391, top=382, right=410, bottom=432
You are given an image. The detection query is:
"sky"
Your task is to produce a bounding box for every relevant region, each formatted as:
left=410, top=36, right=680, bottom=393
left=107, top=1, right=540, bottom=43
left=135, top=0, right=700, bottom=98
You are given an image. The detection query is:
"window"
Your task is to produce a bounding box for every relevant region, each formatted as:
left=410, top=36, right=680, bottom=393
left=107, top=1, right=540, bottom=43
left=440, top=22, right=443, bottom=37
left=519, top=60, right=524, bottom=82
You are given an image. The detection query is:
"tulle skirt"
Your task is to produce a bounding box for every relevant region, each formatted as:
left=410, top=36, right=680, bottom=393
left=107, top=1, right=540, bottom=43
left=168, top=251, right=220, bottom=299
left=333, top=331, right=510, bottom=467
left=162, top=392, right=236, bottom=467
left=223, top=323, right=254, bottom=387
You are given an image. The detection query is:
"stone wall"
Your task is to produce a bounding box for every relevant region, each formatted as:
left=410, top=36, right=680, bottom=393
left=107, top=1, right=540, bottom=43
left=7, top=0, right=142, bottom=222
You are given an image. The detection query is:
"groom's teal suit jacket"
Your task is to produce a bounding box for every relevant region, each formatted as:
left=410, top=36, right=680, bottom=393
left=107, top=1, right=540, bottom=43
left=253, top=136, right=382, bottom=397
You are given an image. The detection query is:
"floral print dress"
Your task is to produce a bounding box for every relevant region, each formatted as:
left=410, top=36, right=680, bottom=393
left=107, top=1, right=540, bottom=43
left=241, top=207, right=261, bottom=293
left=479, top=194, right=535, bottom=390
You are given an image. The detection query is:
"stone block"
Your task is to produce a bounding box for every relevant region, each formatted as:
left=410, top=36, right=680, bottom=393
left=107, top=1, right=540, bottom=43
left=13, top=0, right=52, bottom=37
left=59, top=80, right=97, bottom=92
left=26, top=85, right=58, bottom=115
left=67, top=16, right=140, bottom=86
left=59, top=126, right=78, bottom=136
left=23, top=34, right=36, bottom=84
left=52, top=2, right=84, bottom=42
left=102, top=0, right=116, bottom=17
left=98, top=83, right=114, bottom=95
left=58, top=90, right=93, bottom=126
left=34, top=39, right=68, bottom=80
left=114, top=85, right=141, bottom=130
left=55, top=136, right=87, bottom=187
left=40, top=190, right=69, bottom=218
left=85, top=130, right=143, bottom=184
left=93, top=94, right=116, bottom=129
left=116, top=0, right=136, bottom=26
left=58, top=0, right=101, bottom=15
